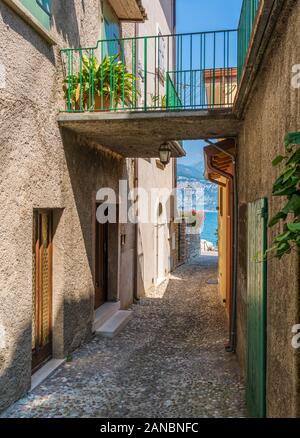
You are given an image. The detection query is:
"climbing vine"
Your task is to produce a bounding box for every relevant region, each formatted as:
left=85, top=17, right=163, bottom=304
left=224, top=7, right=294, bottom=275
left=267, top=132, right=300, bottom=259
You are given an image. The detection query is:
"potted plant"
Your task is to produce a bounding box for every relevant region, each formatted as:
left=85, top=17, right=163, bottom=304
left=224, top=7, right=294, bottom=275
left=63, top=54, right=139, bottom=111
left=150, top=94, right=167, bottom=110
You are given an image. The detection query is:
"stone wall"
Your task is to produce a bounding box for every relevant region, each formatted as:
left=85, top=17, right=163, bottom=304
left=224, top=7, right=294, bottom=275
left=185, top=230, right=201, bottom=261
left=236, top=0, right=300, bottom=417
left=171, top=221, right=186, bottom=270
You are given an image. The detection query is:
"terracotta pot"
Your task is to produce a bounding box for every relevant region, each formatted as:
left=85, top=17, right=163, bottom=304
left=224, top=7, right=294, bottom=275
left=94, top=94, right=111, bottom=111
left=75, top=93, right=111, bottom=111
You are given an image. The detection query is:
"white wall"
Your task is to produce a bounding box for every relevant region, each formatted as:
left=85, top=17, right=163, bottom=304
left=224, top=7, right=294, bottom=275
left=136, top=0, right=176, bottom=295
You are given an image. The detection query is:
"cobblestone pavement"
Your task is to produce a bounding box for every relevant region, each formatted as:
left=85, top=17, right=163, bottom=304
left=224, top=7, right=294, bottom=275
left=3, top=257, right=246, bottom=418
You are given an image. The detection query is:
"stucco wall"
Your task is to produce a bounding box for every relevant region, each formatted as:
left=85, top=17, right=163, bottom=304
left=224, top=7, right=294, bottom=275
left=137, top=158, right=174, bottom=295
left=0, top=0, right=135, bottom=411
left=135, top=0, right=176, bottom=296
left=137, top=0, right=175, bottom=108
left=236, top=0, right=300, bottom=417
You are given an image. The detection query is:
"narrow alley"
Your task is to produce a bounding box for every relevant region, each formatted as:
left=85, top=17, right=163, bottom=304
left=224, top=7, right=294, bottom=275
left=3, top=258, right=246, bottom=418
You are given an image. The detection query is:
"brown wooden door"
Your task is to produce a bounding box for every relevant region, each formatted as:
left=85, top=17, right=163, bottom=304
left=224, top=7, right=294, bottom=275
left=32, top=210, right=53, bottom=373
left=95, top=219, right=108, bottom=309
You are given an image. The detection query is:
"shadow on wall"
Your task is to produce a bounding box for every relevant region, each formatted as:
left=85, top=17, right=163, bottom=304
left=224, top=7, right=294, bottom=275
left=0, top=322, right=31, bottom=413
left=159, top=0, right=175, bottom=31
left=1, top=0, right=82, bottom=63
left=1, top=2, right=55, bottom=64
left=61, top=128, right=139, bottom=309
left=61, top=129, right=124, bottom=278
left=51, top=208, right=94, bottom=354
left=52, top=0, right=81, bottom=47
left=0, top=293, right=94, bottom=414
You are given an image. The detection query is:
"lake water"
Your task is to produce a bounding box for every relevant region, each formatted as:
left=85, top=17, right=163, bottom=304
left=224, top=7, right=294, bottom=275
left=201, top=211, right=218, bottom=247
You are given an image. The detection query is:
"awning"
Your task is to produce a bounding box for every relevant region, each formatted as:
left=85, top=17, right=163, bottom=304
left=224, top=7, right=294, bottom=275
left=203, top=138, right=235, bottom=185
left=107, top=0, right=147, bottom=22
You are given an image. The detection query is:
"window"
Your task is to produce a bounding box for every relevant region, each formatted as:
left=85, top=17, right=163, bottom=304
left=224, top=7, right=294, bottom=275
left=37, top=0, right=51, bottom=15
left=20, top=0, right=52, bottom=30
left=104, top=18, right=120, bottom=57
left=102, top=2, right=121, bottom=58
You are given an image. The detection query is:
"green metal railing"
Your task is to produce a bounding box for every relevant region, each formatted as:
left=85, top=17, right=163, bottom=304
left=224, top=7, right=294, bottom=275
left=61, top=30, right=238, bottom=113
left=238, top=0, right=260, bottom=81
left=166, top=72, right=183, bottom=109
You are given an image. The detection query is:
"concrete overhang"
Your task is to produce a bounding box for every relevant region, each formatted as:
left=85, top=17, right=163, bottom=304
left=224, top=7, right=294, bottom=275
left=107, top=0, right=147, bottom=22
left=58, top=110, right=241, bottom=159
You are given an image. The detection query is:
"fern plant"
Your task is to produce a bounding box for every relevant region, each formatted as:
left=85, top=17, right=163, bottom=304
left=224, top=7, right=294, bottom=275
left=63, top=54, right=138, bottom=110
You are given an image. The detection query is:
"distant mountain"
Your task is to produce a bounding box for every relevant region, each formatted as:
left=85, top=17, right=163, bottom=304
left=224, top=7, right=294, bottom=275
left=177, top=161, right=205, bottom=181
left=177, top=160, right=218, bottom=211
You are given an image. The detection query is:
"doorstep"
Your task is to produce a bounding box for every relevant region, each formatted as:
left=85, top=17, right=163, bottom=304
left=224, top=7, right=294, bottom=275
left=93, top=301, right=121, bottom=332
left=95, top=310, right=132, bottom=338
left=30, top=359, right=65, bottom=392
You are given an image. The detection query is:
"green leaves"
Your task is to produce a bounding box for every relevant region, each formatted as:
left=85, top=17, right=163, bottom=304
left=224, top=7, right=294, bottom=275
left=274, top=230, right=291, bottom=242
left=268, top=211, right=287, bottom=227
left=283, top=194, right=300, bottom=216
left=272, top=155, right=285, bottom=166
left=267, top=133, right=300, bottom=259
left=287, top=222, right=300, bottom=232
left=64, top=53, right=139, bottom=110
left=272, top=175, right=298, bottom=196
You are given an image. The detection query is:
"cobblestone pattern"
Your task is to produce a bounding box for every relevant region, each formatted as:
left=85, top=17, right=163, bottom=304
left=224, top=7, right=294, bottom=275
left=3, top=258, right=246, bottom=418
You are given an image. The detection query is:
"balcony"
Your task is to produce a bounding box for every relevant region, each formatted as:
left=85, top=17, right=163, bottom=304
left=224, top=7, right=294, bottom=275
left=60, top=30, right=238, bottom=113
left=58, top=2, right=263, bottom=157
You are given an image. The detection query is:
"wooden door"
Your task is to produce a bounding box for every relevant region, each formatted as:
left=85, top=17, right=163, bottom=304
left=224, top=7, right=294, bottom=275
left=246, top=198, right=268, bottom=418
left=95, top=220, right=108, bottom=309
left=32, top=210, right=53, bottom=373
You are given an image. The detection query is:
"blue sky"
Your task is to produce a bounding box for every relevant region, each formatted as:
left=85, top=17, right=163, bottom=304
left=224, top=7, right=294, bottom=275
left=176, top=0, right=243, bottom=33
left=176, top=0, right=243, bottom=165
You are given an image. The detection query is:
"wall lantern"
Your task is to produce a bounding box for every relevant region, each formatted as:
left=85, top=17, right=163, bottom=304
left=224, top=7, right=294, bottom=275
left=159, top=143, right=172, bottom=166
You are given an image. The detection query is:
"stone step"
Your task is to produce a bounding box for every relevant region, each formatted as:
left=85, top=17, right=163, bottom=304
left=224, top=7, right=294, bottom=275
left=93, top=301, right=120, bottom=332
left=95, top=310, right=132, bottom=338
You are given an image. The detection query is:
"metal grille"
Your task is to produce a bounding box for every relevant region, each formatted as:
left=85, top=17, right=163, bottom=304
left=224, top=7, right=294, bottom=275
left=32, top=211, right=52, bottom=371
left=41, top=213, right=50, bottom=345
left=238, top=0, right=260, bottom=80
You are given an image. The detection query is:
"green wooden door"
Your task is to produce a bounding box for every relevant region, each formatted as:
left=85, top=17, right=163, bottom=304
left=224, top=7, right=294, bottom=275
left=246, top=198, right=268, bottom=418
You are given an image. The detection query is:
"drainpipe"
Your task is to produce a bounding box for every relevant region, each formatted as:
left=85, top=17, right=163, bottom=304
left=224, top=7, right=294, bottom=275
left=205, top=139, right=238, bottom=353
left=133, top=22, right=140, bottom=304
left=133, top=158, right=139, bottom=303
